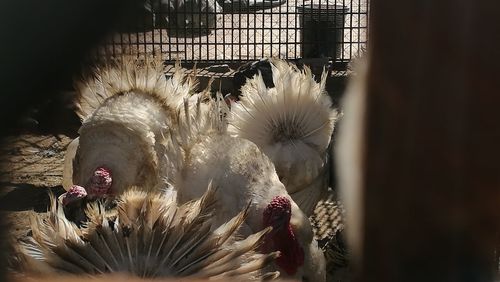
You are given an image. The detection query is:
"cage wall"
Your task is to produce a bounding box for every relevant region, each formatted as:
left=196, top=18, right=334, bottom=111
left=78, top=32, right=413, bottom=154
left=99, top=0, right=368, bottom=69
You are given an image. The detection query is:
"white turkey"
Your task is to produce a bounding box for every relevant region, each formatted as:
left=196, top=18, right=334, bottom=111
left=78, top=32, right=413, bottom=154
left=168, top=93, right=326, bottom=281
left=62, top=57, right=197, bottom=200
left=59, top=56, right=325, bottom=281
left=15, top=186, right=280, bottom=280
left=229, top=58, right=339, bottom=216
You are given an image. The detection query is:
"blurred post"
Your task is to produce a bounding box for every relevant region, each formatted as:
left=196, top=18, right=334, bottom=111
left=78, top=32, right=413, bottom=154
left=360, top=0, right=500, bottom=281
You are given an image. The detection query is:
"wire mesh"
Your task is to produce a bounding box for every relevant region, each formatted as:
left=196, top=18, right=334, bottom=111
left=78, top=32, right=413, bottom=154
left=98, top=0, right=368, bottom=69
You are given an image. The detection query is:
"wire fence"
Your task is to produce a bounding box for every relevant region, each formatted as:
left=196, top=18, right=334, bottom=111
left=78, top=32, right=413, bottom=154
left=98, top=0, right=368, bottom=69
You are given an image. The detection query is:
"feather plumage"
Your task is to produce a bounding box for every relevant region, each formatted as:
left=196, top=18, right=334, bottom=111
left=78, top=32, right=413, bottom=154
left=229, top=58, right=339, bottom=216
left=169, top=89, right=326, bottom=282
left=62, top=56, right=198, bottom=195
left=16, top=188, right=279, bottom=280
left=56, top=56, right=325, bottom=281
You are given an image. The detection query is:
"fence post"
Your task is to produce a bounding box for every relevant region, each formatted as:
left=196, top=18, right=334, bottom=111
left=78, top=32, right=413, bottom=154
left=359, top=1, right=500, bottom=281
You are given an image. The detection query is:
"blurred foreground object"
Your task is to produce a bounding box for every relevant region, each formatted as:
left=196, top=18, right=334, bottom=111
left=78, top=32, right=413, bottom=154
left=336, top=0, right=500, bottom=281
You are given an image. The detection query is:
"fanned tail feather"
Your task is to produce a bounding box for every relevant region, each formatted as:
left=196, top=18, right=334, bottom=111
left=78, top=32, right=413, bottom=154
left=229, top=58, right=338, bottom=214
left=230, top=58, right=336, bottom=152
left=64, top=56, right=200, bottom=193
left=17, top=187, right=278, bottom=280
left=74, top=56, right=198, bottom=121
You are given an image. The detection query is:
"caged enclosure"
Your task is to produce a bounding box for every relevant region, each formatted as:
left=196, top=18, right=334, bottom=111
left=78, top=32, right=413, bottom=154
left=98, top=0, right=369, bottom=70
left=0, top=0, right=369, bottom=281
left=3, top=0, right=500, bottom=281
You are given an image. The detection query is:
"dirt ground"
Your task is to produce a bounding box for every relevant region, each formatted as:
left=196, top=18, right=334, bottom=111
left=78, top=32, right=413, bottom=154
left=0, top=94, right=80, bottom=241
left=0, top=136, right=70, bottom=239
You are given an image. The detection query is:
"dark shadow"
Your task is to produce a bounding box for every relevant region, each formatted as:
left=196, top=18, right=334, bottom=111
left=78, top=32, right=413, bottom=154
left=5, top=91, right=81, bottom=138
left=28, top=98, right=81, bottom=138
left=0, top=183, right=65, bottom=213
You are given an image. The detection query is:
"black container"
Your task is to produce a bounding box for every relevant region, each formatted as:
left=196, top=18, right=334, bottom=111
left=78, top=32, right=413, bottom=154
left=296, top=4, right=349, bottom=59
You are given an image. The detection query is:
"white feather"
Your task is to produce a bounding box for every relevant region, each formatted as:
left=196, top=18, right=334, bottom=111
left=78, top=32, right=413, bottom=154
left=63, top=56, right=198, bottom=194
left=170, top=90, right=326, bottom=282
left=229, top=58, right=339, bottom=216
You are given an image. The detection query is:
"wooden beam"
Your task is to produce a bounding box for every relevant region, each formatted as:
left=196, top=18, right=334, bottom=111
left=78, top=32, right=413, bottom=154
left=361, top=0, right=500, bottom=281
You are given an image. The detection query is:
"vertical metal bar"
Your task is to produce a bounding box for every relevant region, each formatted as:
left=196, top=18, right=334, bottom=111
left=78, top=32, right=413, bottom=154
left=342, top=0, right=346, bottom=63
left=150, top=0, right=156, bottom=56
left=198, top=0, right=202, bottom=41
left=285, top=0, right=289, bottom=58
left=270, top=5, right=273, bottom=58
left=174, top=0, right=180, bottom=60
left=187, top=0, right=192, bottom=61
left=159, top=0, right=165, bottom=58
left=129, top=15, right=134, bottom=54
left=307, top=0, right=312, bottom=59
left=359, top=0, right=362, bottom=53
left=349, top=0, right=352, bottom=61
left=295, top=0, right=299, bottom=58
left=253, top=7, right=256, bottom=60
left=143, top=2, right=147, bottom=56
left=261, top=2, right=265, bottom=58
left=134, top=6, right=139, bottom=56
left=214, top=10, right=217, bottom=62
left=168, top=0, right=173, bottom=61
left=202, top=0, right=207, bottom=61
left=238, top=3, right=242, bottom=62
left=230, top=4, right=234, bottom=62
left=222, top=0, right=226, bottom=62
left=295, top=0, right=299, bottom=59
left=247, top=5, right=250, bottom=62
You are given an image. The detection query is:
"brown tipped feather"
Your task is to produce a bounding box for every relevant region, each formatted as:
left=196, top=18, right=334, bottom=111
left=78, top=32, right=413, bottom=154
left=74, top=56, right=195, bottom=121
left=16, top=187, right=278, bottom=280
left=63, top=56, right=200, bottom=194
left=173, top=95, right=326, bottom=281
